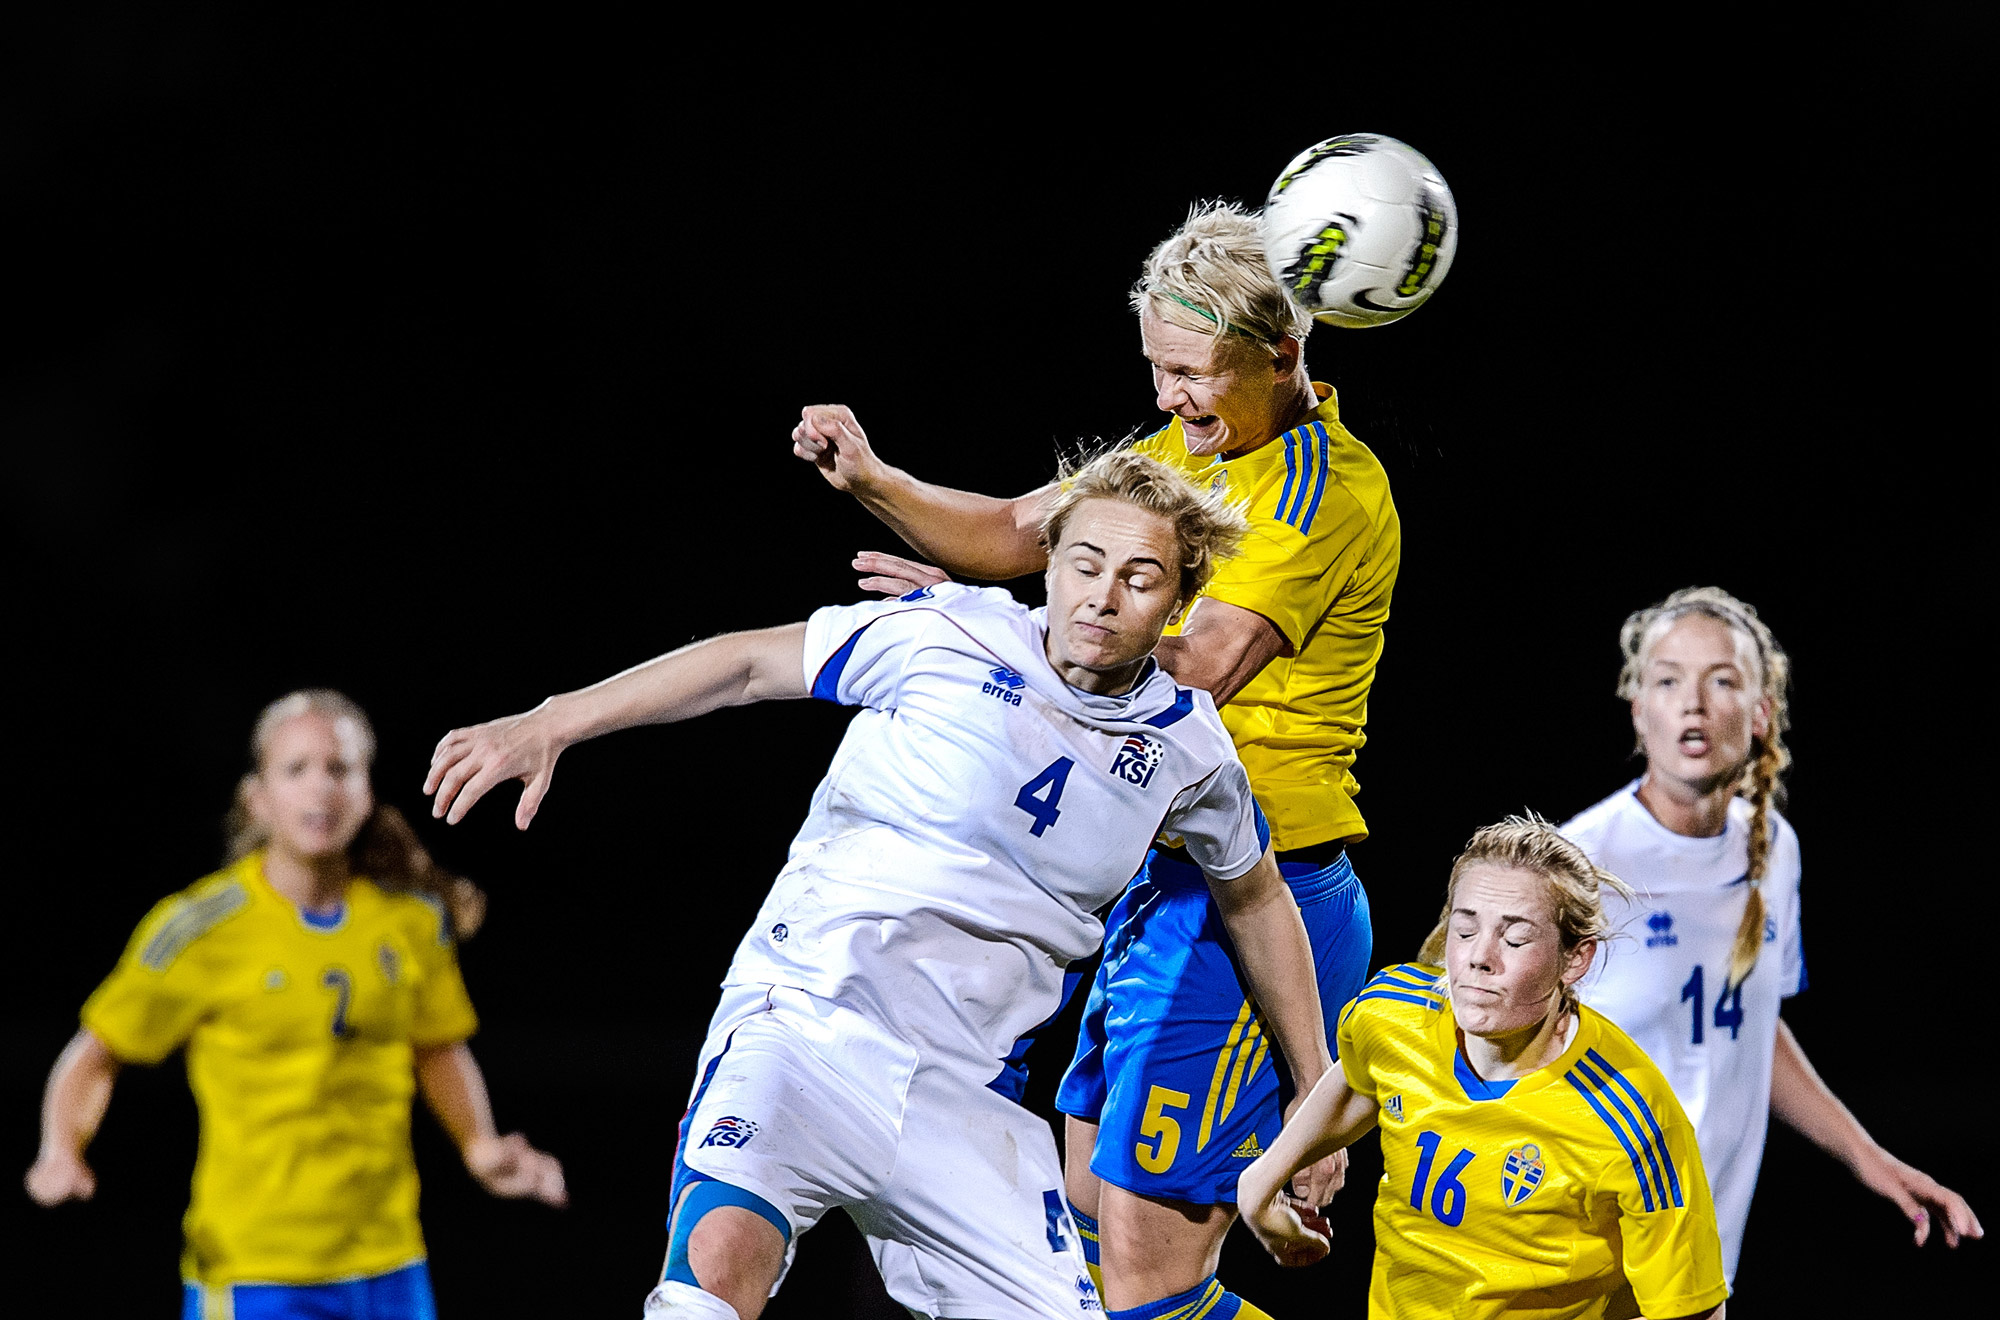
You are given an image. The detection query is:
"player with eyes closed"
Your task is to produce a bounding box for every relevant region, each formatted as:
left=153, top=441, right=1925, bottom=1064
left=1238, top=816, right=1730, bottom=1320
left=1565, top=587, right=1981, bottom=1285
left=25, top=690, right=565, bottom=1320
left=793, top=201, right=1392, bottom=1320
left=424, top=451, right=1333, bottom=1320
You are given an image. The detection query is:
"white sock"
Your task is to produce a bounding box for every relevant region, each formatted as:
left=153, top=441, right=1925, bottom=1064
left=641, top=1280, right=741, bottom=1319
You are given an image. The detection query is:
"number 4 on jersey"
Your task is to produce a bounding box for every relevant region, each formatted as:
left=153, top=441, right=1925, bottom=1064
left=1014, top=757, right=1074, bottom=836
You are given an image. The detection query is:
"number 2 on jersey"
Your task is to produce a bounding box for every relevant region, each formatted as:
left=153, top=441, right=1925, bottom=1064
left=1014, top=757, right=1074, bottom=836
left=322, top=968, right=356, bottom=1039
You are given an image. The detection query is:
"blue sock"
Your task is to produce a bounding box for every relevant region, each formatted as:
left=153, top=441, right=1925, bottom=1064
left=1106, top=1274, right=1255, bottom=1320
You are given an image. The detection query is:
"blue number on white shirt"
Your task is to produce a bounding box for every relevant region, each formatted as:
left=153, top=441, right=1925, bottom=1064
left=1014, top=757, right=1074, bottom=837
left=1681, top=965, right=1704, bottom=1046
left=1680, top=963, right=1748, bottom=1045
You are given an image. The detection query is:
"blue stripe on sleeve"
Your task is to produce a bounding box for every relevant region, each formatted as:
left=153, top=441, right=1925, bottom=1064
left=1368, top=967, right=1444, bottom=993
left=1252, top=801, right=1271, bottom=853
left=1564, top=1070, right=1656, bottom=1212
left=1274, top=431, right=1299, bottom=525
left=1574, top=1057, right=1672, bottom=1210
left=1298, top=422, right=1333, bottom=533
left=1282, top=427, right=1317, bottom=528
left=1586, top=1049, right=1684, bottom=1207
left=1143, top=688, right=1196, bottom=729
left=810, top=626, right=870, bottom=703
left=1354, top=989, right=1444, bottom=1010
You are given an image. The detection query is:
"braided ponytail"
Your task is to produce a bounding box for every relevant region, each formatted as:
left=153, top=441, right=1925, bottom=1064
left=1618, top=588, right=1791, bottom=993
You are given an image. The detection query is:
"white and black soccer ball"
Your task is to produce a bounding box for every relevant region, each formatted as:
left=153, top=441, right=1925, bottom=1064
left=1261, top=133, right=1458, bottom=329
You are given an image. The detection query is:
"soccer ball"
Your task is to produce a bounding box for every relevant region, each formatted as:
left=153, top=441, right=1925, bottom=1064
left=1261, top=133, right=1459, bottom=329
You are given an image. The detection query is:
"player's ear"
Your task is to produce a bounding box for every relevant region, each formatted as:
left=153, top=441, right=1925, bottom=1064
left=1562, top=937, right=1598, bottom=987
left=1270, top=335, right=1302, bottom=378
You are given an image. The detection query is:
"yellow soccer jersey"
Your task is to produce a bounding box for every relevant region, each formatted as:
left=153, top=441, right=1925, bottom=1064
left=1136, top=383, right=1399, bottom=849
left=1335, top=964, right=1728, bottom=1320
left=82, top=851, right=479, bottom=1287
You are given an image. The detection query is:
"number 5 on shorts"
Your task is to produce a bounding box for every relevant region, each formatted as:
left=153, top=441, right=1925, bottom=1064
left=1135, top=1085, right=1191, bottom=1173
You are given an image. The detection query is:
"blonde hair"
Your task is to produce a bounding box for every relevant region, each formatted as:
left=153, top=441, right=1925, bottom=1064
left=1131, top=200, right=1312, bottom=354
left=226, top=689, right=487, bottom=939
left=1040, top=447, right=1250, bottom=604
left=1618, top=587, right=1791, bottom=991
left=1418, top=814, right=1634, bottom=1018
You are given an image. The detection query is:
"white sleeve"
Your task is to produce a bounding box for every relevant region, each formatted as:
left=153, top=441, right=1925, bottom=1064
left=1164, top=757, right=1271, bottom=882
left=1777, top=823, right=1806, bottom=997
left=801, top=589, right=938, bottom=710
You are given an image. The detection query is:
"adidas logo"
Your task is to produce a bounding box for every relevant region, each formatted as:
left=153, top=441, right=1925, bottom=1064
left=1383, top=1094, right=1405, bottom=1123
left=1231, top=1134, right=1265, bottom=1159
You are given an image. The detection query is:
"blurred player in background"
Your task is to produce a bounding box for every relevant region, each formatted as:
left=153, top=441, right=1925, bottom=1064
left=25, top=689, right=566, bottom=1320
left=425, top=452, right=1333, bottom=1320
left=1568, top=587, right=1981, bottom=1281
left=793, top=202, right=1395, bottom=1318
left=1239, top=816, right=1730, bottom=1320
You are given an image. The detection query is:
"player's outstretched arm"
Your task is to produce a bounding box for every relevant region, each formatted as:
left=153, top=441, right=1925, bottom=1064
left=415, top=1041, right=567, bottom=1208
left=1236, top=1062, right=1379, bottom=1267
left=426, top=623, right=810, bottom=829
left=1151, top=598, right=1291, bottom=706
left=792, top=404, right=1051, bottom=580
left=1771, top=1018, right=1983, bottom=1248
left=24, top=1029, right=120, bottom=1206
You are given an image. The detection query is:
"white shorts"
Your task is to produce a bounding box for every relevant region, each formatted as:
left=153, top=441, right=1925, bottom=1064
left=674, top=983, right=1099, bottom=1319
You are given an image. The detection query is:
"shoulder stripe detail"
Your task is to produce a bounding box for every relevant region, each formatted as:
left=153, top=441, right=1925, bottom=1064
left=1570, top=1056, right=1681, bottom=1210
left=1585, top=1049, right=1685, bottom=1207
left=1143, top=688, right=1197, bottom=729
left=1275, top=432, right=1300, bottom=528
left=140, top=883, right=248, bottom=971
left=1282, top=429, right=1317, bottom=528
left=1298, top=422, right=1333, bottom=533
left=1563, top=1070, right=1657, bottom=1211
left=810, top=624, right=873, bottom=702
left=1367, top=967, right=1445, bottom=994
left=1354, top=989, right=1444, bottom=1011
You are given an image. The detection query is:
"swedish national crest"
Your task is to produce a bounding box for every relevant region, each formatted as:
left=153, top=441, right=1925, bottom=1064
left=1501, top=1142, right=1546, bottom=1206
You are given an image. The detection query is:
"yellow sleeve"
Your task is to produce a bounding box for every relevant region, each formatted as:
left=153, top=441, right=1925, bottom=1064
left=1332, top=994, right=1378, bottom=1099
left=407, top=899, right=479, bottom=1047
left=81, top=885, right=245, bottom=1065
left=1202, top=490, right=1373, bottom=651
left=1607, top=1086, right=1730, bottom=1316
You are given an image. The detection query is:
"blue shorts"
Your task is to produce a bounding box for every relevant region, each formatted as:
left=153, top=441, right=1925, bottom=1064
left=1056, top=850, right=1371, bottom=1205
left=181, top=1261, right=435, bottom=1320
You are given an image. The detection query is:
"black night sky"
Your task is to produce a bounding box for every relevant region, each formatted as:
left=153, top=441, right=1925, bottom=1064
left=5, top=13, right=1989, bottom=1316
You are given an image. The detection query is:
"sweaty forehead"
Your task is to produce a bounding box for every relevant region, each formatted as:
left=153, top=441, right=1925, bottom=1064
left=1648, top=613, right=1758, bottom=677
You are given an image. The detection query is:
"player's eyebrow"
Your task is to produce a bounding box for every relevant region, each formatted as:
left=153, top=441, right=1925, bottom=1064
left=1453, top=907, right=1541, bottom=927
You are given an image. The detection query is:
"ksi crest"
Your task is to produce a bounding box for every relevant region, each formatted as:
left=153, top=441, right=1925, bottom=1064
left=1501, top=1142, right=1546, bottom=1206
left=1110, top=733, right=1166, bottom=788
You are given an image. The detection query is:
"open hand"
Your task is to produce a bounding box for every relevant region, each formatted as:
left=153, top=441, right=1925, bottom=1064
left=1854, top=1146, right=1983, bottom=1248
left=465, top=1132, right=568, bottom=1208
left=854, top=551, right=949, bottom=598
left=426, top=705, right=564, bottom=830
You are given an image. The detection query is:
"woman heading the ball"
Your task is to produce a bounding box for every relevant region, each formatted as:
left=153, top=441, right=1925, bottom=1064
left=1567, top=587, right=1980, bottom=1281
left=26, top=690, right=565, bottom=1320
left=792, top=201, right=1392, bottom=1320
left=1239, top=816, right=1730, bottom=1320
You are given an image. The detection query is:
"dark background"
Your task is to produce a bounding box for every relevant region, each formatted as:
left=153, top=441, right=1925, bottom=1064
left=5, top=13, right=1990, bottom=1316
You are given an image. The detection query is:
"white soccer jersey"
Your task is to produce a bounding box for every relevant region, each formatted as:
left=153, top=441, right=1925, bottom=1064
left=725, top=583, right=1269, bottom=1086
left=1568, top=781, right=1805, bottom=1283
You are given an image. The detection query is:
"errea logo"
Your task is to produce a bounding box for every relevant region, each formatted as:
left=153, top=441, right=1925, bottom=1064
left=982, top=667, right=1025, bottom=706
left=1645, top=911, right=1679, bottom=948
left=1110, top=734, right=1165, bottom=788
